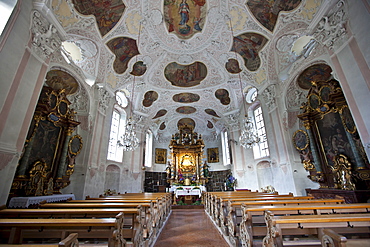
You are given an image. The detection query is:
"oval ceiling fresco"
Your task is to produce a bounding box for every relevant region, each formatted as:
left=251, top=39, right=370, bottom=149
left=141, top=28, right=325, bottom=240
left=231, top=33, right=268, bottom=71
left=72, top=0, right=125, bottom=37
left=159, top=122, right=166, bottom=130
left=173, top=93, right=200, bottom=103
left=46, top=70, right=79, bottom=95
left=143, top=91, right=158, bottom=107
left=153, top=109, right=167, bottom=119
left=205, top=109, right=220, bottom=118
left=164, top=0, right=206, bottom=39
left=225, top=59, right=242, bottom=74
left=297, top=64, right=333, bottom=90
left=177, top=118, right=195, bottom=129
left=130, top=61, right=147, bottom=76
left=215, top=89, right=230, bottom=105
left=246, top=0, right=302, bottom=32
left=207, top=120, right=214, bottom=129
left=176, top=106, right=196, bottom=114
left=164, top=62, right=207, bottom=87
left=106, top=37, right=139, bottom=74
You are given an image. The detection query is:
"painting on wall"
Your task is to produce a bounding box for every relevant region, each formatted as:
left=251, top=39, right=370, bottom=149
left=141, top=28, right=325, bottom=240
left=72, top=0, right=125, bottom=37
left=297, top=64, right=332, bottom=90
left=164, top=0, right=206, bottom=39
left=177, top=118, right=195, bottom=129
left=155, top=148, right=167, bottom=164
left=207, top=147, right=219, bottom=163
left=46, top=70, right=79, bottom=95
left=231, top=33, right=268, bottom=71
left=176, top=106, right=196, bottom=114
left=215, top=89, right=230, bottom=105
left=106, top=37, right=139, bottom=74
left=246, top=0, right=302, bottom=32
left=153, top=109, right=167, bottom=119
left=143, top=91, right=158, bottom=107
left=164, top=62, right=207, bottom=87
left=173, top=93, right=200, bottom=103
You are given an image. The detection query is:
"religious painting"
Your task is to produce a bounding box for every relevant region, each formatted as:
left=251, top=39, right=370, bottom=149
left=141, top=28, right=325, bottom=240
left=179, top=154, right=196, bottom=173
left=297, top=64, right=332, bottom=90
left=159, top=122, right=166, bottom=130
left=72, top=0, right=125, bottom=37
left=320, top=86, right=331, bottom=103
left=340, top=105, right=356, bottom=134
left=130, top=61, right=147, bottom=76
left=207, top=120, right=214, bottom=128
left=155, top=148, right=167, bottom=164
left=46, top=70, right=79, bottom=95
left=215, top=89, right=230, bottom=105
left=164, top=62, right=207, bottom=87
left=153, top=109, right=167, bottom=119
left=225, top=58, right=242, bottom=74
left=317, top=111, right=355, bottom=167
left=173, top=93, right=200, bottom=103
left=106, top=37, right=139, bottom=74
left=69, top=135, right=83, bottom=156
left=292, top=130, right=309, bottom=151
left=143, top=91, right=158, bottom=107
left=164, top=0, right=206, bottom=39
left=205, top=109, right=220, bottom=118
left=176, top=106, right=196, bottom=114
left=231, top=33, right=268, bottom=71
left=207, top=147, right=219, bottom=163
left=246, top=0, right=302, bottom=32
left=177, top=118, right=195, bottom=129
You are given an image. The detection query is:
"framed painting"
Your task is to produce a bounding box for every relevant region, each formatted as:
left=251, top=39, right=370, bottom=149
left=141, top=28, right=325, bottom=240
left=207, top=147, right=219, bottom=163
left=292, top=130, right=309, bottom=151
left=155, top=148, right=167, bottom=164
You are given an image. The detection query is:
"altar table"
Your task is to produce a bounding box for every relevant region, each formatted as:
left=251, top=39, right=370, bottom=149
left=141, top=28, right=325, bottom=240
left=8, top=194, right=75, bottom=208
left=170, top=186, right=206, bottom=198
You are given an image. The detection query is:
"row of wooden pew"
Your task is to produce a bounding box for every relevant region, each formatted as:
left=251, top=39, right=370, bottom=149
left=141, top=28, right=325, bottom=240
left=0, top=193, right=172, bottom=246
left=204, top=191, right=370, bottom=246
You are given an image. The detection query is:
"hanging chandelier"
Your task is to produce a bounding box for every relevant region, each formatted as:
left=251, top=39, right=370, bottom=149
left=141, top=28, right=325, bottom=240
left=239, top=117, right=260, bottom=149
left=228, top=17, right=260, bottom=149
left=119, top=22, right=142, bottom=152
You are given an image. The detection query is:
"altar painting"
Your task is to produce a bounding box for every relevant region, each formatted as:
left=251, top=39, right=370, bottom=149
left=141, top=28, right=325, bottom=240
left=164, top=0, right=206, bottom=39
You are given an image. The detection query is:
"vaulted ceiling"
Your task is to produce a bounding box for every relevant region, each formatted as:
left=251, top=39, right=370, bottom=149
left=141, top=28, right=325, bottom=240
left=48, top=0, right=328, bottom=141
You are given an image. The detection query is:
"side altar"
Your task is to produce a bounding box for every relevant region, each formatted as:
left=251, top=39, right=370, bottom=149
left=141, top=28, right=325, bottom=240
left=165, top=125, right=209, bottom=205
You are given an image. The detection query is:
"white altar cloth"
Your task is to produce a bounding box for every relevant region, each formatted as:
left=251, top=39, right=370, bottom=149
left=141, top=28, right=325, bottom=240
left=170, top=186, right=206, bottom=198
left=8, top=194, right=75, bottom=208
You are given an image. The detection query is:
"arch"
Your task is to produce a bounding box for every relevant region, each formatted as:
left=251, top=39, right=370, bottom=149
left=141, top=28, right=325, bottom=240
left=105, top=164, right=121, bottom=193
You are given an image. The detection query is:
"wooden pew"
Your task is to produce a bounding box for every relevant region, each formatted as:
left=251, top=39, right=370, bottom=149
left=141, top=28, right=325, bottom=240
left=0, top=233, right=79, bottom=247
left=225, top=199, right=344, bottom=246
left=263, top=210, right=370, bottom=247
left=0, top=213, right=125, bottom=246
left=321, top=228, right=370, bottom=247
left=238, top=203, right=370, bottom=247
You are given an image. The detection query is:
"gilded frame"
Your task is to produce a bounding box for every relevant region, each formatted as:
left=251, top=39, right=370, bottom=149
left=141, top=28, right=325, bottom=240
left=155, top=148, right=167, bottom=164
left=292, top=130, right=309, bottom=151
left=69, top=135, right=83, bottom=156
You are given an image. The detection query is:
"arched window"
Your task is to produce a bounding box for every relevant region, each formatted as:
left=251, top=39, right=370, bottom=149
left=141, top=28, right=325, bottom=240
left=144, top=130, right=153, bottom=167
left=107, top=107, right=127, bottom=162
left=221, top=130, right=231, bottom=165
left=252, top=105, right=270, bottom=159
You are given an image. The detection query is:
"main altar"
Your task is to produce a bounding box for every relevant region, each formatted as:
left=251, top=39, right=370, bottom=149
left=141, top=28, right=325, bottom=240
left=166, top=125, right=208, bottom=204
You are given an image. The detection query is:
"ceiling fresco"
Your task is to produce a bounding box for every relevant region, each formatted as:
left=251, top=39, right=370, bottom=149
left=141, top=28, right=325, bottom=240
left=164, top=62, right=207, bottom=87
left=49, top=0, right=328, bottom=140
left=106, top=37, right=139, bottom=74
left=246, top=0, right=302, bottom=32
left=164, top=0, right=206, bottom=39
left=71, top=0, right=125, bottom=37
left=177, top=118, right=196, bottom=129
left=297, top=64, right=333, bottom=90
left=172, top=93, right=200, bottom=103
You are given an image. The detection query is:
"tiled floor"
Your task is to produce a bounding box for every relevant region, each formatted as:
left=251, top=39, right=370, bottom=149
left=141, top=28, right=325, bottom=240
left=153, top=209, right=230, bottom=247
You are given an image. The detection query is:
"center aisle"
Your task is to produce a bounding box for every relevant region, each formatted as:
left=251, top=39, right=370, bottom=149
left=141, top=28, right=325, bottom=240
left=153, top=208, right=230, bottom=247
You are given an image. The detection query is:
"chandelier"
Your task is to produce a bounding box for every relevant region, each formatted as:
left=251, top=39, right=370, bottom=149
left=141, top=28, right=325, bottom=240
left=239, top=117, right=260, bottom=149
left=120, top=116, right=139, bottom=151
left=228, top=17, right=260, bottom=149
left=119, top=22, right=142, bottom=152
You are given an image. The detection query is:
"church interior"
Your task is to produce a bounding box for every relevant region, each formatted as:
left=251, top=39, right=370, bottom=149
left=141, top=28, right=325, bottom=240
left=0, top=0, right=370, bottom=246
